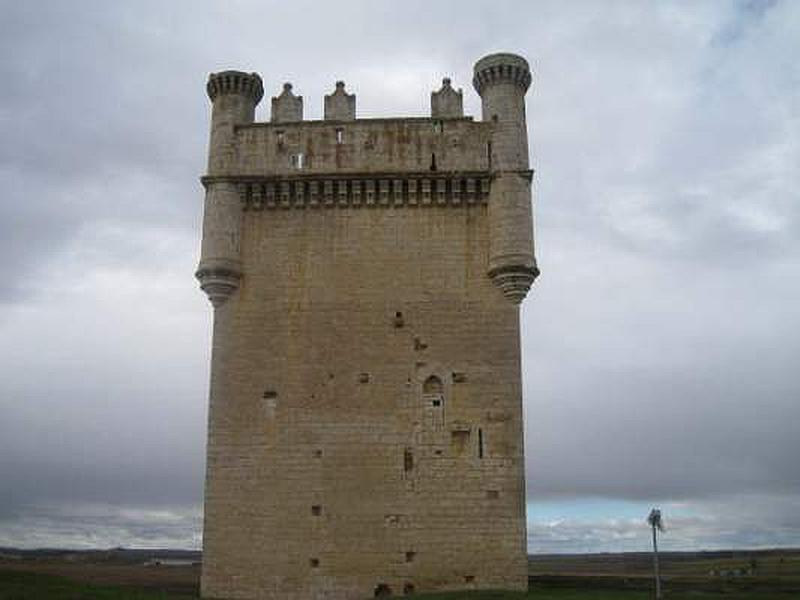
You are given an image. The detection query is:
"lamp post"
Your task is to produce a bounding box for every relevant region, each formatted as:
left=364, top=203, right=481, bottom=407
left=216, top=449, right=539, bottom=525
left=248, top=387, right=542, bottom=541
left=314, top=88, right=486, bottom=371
left=647, top=508, right=664, bottom=599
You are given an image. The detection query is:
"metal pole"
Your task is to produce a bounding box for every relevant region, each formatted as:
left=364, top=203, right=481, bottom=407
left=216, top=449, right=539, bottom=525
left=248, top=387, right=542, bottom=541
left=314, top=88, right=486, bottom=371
left=652, top=523, right=661, bottom=599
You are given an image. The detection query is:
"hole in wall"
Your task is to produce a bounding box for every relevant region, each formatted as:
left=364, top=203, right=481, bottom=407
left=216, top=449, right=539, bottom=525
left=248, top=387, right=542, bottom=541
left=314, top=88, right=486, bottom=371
left=359, top=372, right=370, bottom=383
left=404, top=448, right=414, bottom=473
left=310, top=558, right=319, bottom=568
left=311, top=505, right=322, bottom=516
left=313, top=449, right=323, bottom=458
left=452, top=371, right=466, bottom=383
left=262, top=390, right=277, bottom=399
left=405, top=551, right=416, bottom=563
left=464, top=575, right=475, bottom=583
left=403, top=583, right=416, bottom=595
left=393, top=311, right=405, bottom=328
left=413, top=337, right=427, bottom=351
left=374, top=583, right=392, bottom=597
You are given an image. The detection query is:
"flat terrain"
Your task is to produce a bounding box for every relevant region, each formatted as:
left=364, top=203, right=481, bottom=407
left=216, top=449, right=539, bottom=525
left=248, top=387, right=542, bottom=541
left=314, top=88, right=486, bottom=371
left=1, top=548, right=799, bottom=598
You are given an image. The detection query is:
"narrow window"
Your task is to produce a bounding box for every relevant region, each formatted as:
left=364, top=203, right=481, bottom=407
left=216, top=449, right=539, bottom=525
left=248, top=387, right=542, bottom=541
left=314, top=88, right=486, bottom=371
left=276, top=130, right=284, bottom=146
left=478, top=428, right=484, bottom=459
left=429, top=153, right=437, bottom=171
left=336, top=128, right=344, bottom=144
left=291, top=153, right=305, bottom=169
left=404, top=448, right=414, bottom=472
left=487, top=142, right=492, bottom=169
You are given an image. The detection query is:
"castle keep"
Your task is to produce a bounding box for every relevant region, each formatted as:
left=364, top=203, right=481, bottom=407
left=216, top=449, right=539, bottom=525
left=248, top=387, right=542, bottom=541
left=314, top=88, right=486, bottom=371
left=196, top=52, right=539, bottom=599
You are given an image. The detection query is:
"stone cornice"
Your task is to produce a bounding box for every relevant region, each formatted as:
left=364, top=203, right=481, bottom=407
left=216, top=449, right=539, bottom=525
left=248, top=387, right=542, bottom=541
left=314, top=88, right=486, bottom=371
left=201, top=172, right=494, bottom=210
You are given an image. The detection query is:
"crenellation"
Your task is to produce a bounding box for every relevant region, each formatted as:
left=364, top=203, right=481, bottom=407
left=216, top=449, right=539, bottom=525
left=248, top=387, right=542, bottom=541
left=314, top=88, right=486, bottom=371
left=431, top=77, right=464, bottom=118
left=324, top=80, right=356, bottom=121
left=198, top=52, right=539, bottom=600
left=271, top=82, right=303, bottom=123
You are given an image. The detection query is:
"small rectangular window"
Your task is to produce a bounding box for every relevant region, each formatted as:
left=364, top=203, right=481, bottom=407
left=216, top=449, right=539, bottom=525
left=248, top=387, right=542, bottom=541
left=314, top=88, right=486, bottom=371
left=404, top=448, right=414, bottom=472
left=311, top=505, right=322, bottom=516
left=291, top=153, right=305, bottom=169
left=478, top=428, right=484, bottom=459
left=335, top=128, right=344, bottom=144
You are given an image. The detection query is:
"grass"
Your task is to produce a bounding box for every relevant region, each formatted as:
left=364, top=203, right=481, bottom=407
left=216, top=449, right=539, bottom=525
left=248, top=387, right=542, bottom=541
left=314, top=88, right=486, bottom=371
left=404, top=591, right=797, bottom=600
left=0, top=570, right=195, bottom=600
left=1, top=569, right=798, bottom=599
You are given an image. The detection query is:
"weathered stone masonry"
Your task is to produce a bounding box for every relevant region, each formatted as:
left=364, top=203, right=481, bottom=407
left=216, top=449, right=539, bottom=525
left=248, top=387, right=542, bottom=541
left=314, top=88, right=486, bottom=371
left=197, top=52, right=539, bottom=600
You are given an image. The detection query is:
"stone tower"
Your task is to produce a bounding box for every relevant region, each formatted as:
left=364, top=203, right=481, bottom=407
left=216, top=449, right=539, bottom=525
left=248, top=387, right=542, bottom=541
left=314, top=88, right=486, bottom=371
left=196, top=53, right=539, bottom=600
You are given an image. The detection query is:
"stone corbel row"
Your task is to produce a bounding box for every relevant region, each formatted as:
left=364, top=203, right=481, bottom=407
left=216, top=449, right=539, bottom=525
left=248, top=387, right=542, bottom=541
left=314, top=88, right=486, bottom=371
left=230, top=175, right=492, bottom=210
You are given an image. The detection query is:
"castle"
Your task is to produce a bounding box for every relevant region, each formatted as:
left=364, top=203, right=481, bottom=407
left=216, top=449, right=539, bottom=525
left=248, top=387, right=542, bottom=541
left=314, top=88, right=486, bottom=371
left=196, top=52, right=539, bottom=599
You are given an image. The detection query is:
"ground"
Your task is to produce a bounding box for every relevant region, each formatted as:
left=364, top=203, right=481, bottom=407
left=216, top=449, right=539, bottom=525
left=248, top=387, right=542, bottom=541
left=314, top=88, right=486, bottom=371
left=1, top=548, right=799, bottom=599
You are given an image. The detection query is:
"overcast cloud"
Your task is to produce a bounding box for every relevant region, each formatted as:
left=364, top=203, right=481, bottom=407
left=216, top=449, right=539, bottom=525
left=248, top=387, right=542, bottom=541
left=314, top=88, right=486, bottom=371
left=0, top=0, right=798, bottom=553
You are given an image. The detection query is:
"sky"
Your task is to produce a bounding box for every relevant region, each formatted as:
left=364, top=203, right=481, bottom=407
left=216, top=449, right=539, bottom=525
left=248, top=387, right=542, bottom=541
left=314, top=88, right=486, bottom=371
left=0, top=0, right=798, bottom=554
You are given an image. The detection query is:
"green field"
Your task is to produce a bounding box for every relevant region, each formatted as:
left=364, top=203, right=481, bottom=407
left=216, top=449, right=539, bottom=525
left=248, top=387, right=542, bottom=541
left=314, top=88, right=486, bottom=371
left=2, top=548, right=799, bottom=599
left=1, top=570, right=799, bottom=600
left=0, top=570, right=194, bottom=599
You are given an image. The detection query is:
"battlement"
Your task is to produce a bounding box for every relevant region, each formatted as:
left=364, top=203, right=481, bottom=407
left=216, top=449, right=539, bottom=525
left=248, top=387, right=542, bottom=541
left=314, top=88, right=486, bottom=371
left=206, top=70, right=264, bottom=103
left=472, top=53, right=531, bottom=95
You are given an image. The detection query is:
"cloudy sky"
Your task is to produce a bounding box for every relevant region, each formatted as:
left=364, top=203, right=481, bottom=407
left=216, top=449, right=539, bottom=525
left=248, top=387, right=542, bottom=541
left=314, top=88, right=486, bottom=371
left=1, top=0, right=798, bottom=554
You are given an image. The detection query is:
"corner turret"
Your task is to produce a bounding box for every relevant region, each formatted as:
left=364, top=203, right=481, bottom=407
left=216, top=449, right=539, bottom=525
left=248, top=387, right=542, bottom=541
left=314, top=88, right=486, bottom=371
left=474, top=53, right=539, bottom=303
left=198, top=70, right=262, bottom=307
left=206, top=71, right=263, bottom=174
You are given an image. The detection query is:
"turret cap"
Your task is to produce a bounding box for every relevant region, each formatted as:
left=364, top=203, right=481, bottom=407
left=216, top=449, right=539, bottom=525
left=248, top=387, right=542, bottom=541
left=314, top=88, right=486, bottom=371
left=472, top=52, right=531, bottom=95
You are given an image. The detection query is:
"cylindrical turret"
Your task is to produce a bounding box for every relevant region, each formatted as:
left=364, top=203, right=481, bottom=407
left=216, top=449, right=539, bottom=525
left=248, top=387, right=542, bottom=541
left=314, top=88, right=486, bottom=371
left=198, top=71, right=262, bottom=307
left=473, top=53, right=539, bottom=303
left=206, top=70, right=263, bottom=174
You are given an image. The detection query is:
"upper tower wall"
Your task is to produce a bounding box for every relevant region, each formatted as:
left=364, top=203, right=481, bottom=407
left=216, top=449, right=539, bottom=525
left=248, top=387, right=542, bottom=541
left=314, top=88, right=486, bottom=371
left=230, top=118, right=491, bottom=176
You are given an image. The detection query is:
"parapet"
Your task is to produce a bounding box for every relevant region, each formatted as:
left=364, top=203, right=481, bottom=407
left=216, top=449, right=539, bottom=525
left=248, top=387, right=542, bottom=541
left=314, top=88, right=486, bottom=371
left=431, top=78, right=463, bottom=118
left=472, top=53, right=531, bottom=95
left=206, top=71, right=264, bottom=103
left=271, top=83, right=303, bottom=123
left=324, top=81, right=356, bottom=121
